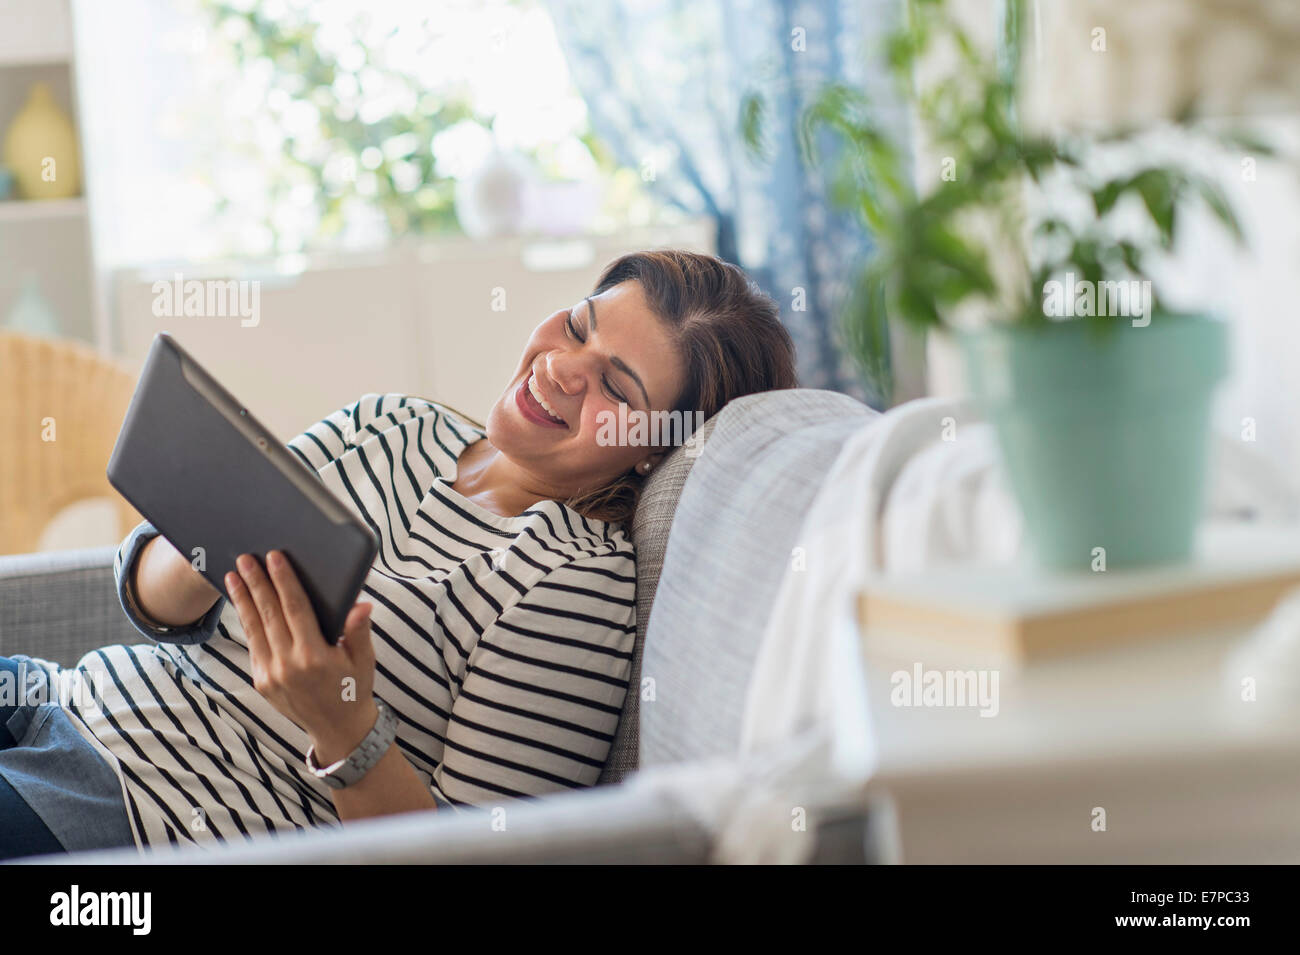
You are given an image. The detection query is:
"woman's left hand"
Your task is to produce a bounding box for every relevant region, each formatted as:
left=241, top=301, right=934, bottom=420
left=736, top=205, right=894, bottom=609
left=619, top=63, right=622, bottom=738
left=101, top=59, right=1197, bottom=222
left=225, top=551, right=378, bottom=760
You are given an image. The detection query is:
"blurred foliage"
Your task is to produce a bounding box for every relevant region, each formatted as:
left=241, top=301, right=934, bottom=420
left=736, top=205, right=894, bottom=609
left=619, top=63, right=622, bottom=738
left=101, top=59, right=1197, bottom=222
left=201, top=0, right=628, bottom=249
left=205, top=0, right=476, bottom=242
left=742, top=0, right=1268, bottom=391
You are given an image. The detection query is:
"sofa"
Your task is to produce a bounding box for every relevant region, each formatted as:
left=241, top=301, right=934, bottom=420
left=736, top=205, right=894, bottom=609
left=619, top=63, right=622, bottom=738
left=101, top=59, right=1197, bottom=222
left=0, top=388, right=883, bottom=864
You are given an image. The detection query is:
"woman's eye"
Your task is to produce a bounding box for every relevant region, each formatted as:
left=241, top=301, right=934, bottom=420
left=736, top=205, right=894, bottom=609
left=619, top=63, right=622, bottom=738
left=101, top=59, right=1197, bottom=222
left=562, top=311, right=622, bottom=402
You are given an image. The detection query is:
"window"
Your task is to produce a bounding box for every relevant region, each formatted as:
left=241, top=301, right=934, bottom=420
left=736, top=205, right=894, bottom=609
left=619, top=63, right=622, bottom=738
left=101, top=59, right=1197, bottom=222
left=73, top=0, right=657, bottom=267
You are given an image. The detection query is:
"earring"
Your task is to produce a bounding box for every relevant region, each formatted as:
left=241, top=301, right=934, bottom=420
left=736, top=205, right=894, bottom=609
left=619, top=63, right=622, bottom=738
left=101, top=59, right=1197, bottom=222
left=640, top=462, right=652, bottom=474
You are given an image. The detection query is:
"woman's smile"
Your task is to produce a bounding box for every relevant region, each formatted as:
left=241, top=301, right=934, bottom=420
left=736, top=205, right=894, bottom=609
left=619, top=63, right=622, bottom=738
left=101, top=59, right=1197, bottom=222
left=515, top=370, right=569, bottom=429
left=485, top=277, right=693, bottom=507
left=482, top=252, right=792, bottom=522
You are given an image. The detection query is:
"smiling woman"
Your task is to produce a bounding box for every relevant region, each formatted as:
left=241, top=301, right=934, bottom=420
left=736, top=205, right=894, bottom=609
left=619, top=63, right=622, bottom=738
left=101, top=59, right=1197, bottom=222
left=473, top=249, right=799, bottom=523
left=0, top=249, right=797, bottom=858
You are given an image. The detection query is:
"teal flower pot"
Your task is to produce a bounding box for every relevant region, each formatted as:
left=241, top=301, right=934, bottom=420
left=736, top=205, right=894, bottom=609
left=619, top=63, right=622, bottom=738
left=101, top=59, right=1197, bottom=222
left=959, top=315, right=1229, bottom=571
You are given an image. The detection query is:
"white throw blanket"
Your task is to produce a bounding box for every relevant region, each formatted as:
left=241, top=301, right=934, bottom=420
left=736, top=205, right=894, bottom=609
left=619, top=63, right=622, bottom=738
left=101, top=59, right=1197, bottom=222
left=626, top=395, right=1300, bottom=863
left=740, top=396, right=990, bottom=755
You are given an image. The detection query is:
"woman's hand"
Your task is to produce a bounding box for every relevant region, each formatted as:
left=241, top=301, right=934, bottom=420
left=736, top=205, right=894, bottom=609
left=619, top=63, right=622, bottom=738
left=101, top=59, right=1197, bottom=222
left=225, top=551, right=379, bottom=763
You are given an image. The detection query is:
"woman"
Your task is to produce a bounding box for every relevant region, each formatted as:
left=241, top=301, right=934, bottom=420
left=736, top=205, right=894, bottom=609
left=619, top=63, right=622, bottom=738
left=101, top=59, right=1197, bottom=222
left=0, top=250, right=797, bottom=858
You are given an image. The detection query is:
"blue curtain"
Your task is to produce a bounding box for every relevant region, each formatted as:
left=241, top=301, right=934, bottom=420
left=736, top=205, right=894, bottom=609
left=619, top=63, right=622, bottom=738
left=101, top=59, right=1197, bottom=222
left=544, top=0, right=904, bottom=406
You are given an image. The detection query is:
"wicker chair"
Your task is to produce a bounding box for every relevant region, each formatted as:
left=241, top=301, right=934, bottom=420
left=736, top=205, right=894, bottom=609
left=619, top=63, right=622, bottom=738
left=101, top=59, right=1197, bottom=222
left=0, top=331, right=140, bottom=555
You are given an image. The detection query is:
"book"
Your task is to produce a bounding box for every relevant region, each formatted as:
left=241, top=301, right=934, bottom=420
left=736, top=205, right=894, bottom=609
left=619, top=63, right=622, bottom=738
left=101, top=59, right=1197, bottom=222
left=857, top=523, right=1300, bottom=666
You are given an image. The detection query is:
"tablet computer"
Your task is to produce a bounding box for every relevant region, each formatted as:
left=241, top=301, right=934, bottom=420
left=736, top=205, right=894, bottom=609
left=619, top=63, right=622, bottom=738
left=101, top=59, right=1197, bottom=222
left=107, top=332, right=379, bottom=645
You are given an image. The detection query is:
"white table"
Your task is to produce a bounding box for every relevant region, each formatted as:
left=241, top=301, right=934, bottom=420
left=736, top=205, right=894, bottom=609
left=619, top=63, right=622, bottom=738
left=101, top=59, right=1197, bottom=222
left=860, top=601, right=1300, bottom=863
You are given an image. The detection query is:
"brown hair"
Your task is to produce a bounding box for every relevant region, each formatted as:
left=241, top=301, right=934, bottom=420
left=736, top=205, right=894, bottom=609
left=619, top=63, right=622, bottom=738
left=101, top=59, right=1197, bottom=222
left=567, top=249, right=797, bottom=524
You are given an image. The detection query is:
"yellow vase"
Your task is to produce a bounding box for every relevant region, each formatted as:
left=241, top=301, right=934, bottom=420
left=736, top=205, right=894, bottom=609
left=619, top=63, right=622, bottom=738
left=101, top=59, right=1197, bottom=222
left=2, top=83, right=82, bottom=200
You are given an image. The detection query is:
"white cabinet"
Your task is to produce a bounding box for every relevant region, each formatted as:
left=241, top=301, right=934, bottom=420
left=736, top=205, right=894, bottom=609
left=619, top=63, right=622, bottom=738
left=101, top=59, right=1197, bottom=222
left=110, top=219, right=716, bottom=441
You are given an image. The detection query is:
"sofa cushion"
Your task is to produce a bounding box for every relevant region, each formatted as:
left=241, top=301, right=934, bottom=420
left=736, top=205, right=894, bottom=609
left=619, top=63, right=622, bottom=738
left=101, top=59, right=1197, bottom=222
left=638, top=389, right=875, bottom=768
left=0, top=546, right=140, bottom=665
left=598, top=415, right=719, bottom=784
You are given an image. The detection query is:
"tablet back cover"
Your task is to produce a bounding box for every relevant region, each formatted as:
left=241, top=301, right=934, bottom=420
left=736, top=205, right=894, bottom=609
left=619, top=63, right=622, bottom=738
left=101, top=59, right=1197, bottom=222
left=107, top=334, right=377, bottom=643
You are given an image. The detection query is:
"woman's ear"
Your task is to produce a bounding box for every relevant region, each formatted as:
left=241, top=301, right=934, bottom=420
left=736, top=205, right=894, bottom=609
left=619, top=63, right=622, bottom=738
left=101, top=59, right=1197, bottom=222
left=635, top=450, right=668, bottom=476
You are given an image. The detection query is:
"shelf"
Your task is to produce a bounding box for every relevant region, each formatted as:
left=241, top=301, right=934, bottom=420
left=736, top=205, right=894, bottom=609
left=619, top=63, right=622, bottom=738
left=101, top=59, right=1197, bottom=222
left=0, top=53, right=71, bottom=69
left=0, top=197, right=86, bottom=223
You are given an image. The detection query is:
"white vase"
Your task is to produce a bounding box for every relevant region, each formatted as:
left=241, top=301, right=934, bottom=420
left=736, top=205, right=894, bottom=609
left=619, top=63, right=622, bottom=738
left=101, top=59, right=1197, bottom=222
left=454, top=151, right=533, bottom=238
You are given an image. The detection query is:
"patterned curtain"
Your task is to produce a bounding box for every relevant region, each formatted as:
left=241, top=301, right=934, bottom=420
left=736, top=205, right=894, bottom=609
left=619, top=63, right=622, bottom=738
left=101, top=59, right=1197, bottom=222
left=543, top=0, right=905, bottom=406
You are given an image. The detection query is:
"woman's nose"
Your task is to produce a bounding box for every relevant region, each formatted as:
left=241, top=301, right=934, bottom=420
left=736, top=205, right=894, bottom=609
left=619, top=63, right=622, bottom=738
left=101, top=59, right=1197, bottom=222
left=546, top=349, right=585, bottom=395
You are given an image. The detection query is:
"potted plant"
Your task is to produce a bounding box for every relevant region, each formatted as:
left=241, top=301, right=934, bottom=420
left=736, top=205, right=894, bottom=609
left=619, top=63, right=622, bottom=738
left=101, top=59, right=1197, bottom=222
left=743, top=0, right=1272, bottom=571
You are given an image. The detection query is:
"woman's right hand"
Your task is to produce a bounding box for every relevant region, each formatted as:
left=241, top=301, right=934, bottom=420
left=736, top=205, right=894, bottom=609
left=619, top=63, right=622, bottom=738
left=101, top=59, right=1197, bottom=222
left=131, top=533, right=222, bottom=628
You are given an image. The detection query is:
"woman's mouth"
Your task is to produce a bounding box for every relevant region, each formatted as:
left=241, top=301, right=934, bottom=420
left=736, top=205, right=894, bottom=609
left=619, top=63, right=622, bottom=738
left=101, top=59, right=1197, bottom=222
left=515, top=372, right=568, bottom=429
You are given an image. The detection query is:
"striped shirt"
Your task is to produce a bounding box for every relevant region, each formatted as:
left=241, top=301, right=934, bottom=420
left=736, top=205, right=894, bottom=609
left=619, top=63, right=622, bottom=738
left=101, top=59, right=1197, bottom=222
left=40, top=393, right=637, bottom=851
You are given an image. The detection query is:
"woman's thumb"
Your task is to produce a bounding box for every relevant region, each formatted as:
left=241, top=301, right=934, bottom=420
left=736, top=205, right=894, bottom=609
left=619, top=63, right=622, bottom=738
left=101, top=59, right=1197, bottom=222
left=339, top=602, right=374, bottom=660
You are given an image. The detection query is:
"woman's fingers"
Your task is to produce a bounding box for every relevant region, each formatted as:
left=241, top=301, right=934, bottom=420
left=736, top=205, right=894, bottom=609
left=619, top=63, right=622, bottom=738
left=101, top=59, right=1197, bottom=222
left=225, top=568, right=270, bottom=673
left=339, top=601, right=375, bottom=666
left=234, top=553, right=293, bottom=659
left=265, top=550, right=326, bottom=649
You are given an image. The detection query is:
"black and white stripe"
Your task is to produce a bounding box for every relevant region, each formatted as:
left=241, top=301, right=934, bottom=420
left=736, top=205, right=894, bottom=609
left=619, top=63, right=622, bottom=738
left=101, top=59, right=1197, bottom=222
left=58, top=394, right=636, bottom=851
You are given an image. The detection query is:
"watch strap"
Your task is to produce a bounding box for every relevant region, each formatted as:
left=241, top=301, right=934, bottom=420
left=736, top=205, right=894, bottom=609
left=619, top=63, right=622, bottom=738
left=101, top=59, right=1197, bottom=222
left=305, top=700, right=397, bottom=790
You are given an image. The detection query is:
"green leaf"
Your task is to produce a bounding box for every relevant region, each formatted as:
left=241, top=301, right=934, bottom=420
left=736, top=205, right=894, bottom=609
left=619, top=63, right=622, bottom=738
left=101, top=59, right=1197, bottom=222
left=1034, top=217, right=1068, bottom=237
left=1092, top=178, right=1127, bottom=216
left=1117, top=240, right=1144, bottom=275
left=1132, top=169, right=1177, bottom=248
left=840, top=263, right=896, bottom=401
left=898, top=278, right=942, bottom=328
left=922, top=223, right=996, bottom=296
left=1214, top=128, right=1277, bottom=158
left=1192, top=177, right=1246, bottom=246
left=739, top=91, right=769, bottom=161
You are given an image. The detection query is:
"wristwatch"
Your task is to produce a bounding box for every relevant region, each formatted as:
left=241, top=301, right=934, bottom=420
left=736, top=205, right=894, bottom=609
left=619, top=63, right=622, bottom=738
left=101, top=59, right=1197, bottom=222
left=305, top=700, right=397, bottom=790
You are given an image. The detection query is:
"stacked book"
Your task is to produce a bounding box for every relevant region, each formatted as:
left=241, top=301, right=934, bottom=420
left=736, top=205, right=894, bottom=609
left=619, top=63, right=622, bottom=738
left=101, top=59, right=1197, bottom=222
left=857, top=524, right=1300, bottom=668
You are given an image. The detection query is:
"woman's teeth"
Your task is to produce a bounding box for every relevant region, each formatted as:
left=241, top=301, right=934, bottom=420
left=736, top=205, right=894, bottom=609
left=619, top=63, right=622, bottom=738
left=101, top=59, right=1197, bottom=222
left=528, top=374, right=565, bottom=425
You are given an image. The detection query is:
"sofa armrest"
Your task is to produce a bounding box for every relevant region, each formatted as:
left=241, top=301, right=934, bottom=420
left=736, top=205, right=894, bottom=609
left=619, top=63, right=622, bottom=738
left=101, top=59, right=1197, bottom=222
left=39, top=783, right=879, bottom=866
left=42, top=781, right=715, bottom=865
left=0, top=547, right=142, bottom=665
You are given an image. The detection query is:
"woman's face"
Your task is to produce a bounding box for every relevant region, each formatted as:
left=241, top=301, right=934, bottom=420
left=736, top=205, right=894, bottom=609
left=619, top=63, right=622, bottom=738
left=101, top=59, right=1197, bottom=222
left=486, top=279, right=687, bottom=496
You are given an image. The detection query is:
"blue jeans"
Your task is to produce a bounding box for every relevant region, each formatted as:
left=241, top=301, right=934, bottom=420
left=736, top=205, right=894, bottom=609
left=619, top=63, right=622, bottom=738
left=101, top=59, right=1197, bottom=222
left=0, top=655, right=137, bottom=860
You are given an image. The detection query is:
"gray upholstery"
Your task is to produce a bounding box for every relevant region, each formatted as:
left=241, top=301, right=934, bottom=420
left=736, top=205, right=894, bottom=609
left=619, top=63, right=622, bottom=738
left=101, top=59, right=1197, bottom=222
left=640, top=389, right=875, bottom=768
left=41, top=777, right=715, bottom=865
left=0, top=388, right=880, bottom=864
left=0, top=546, right=141, bottom=664
left=599, top=414, right=719, bottom=784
